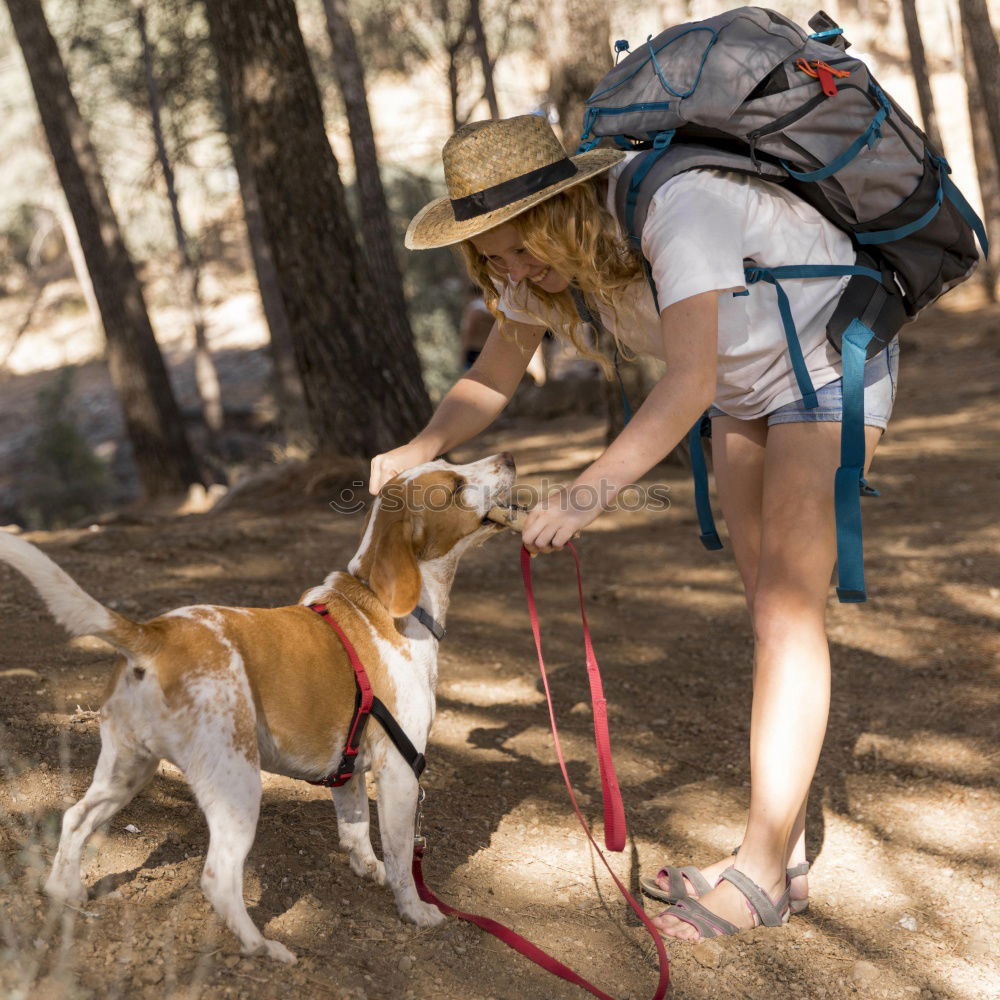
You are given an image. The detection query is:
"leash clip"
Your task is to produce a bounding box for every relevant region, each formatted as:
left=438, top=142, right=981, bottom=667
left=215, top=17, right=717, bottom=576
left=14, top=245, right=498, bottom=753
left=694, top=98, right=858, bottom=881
left=414, top=785, right=427, bottom=850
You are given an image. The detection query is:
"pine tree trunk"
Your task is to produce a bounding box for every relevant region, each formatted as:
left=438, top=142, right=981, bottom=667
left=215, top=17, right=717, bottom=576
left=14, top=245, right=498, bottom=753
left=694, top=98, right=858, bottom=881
left=6, top=0, right=203, bottom=498
left=543, top=0, right=611, bottom=152
left=468, top=0, right=500, bottom=118
left=218, top=83, right=308, bottom=439
left=136, top=0, right=224, bottom=439
left=320, top=0, right=422, bottom=389
left=958, top=0, right=1000, bottom=175
left=441, top=7, right=472, bottom=130
left=54, top=196, right=102, bottom=339
left=204, top=0, right=431, bottom=458
left=961, top=15, right=1000, bottom=302
left=447, top=42, right=463, bottom=131
left=900, top=0, right=944, bottom=152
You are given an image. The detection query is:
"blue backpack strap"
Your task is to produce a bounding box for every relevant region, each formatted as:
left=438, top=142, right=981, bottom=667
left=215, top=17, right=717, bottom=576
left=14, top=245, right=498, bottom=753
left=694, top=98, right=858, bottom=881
left=743, top=266, right=819, bottom=409
left=624, top=130, right=676, bottom=248
left=743, top=263, right=885, bottom=410
left=740, top=263, right=890, bottom=601
left=834, top=319, right=877, bottom=602
left=856, top=168, right=944, bottom=245
left=688, top=415, right=722, bottom=550
left=939, top=160, right=990, bottom=258
left=780, top=87, right=892, bottom=183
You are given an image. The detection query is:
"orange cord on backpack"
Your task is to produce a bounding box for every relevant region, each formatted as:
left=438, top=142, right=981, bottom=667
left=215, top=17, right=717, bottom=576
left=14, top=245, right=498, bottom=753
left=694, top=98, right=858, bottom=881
left=796, top=58, right=850, bottom=97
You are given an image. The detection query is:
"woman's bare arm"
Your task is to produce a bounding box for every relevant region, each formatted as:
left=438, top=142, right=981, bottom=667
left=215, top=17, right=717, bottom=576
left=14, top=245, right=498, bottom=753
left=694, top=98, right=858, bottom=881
left=369, top=319, right=545, bottom=493
left=522, top=290, right=719, bottom=549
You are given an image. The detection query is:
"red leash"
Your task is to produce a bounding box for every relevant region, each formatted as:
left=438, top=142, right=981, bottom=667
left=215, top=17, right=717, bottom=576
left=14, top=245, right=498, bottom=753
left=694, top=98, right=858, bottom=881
left=521, top=543, right=626, bottom=851
left=412, top=544, right=669, bottom=999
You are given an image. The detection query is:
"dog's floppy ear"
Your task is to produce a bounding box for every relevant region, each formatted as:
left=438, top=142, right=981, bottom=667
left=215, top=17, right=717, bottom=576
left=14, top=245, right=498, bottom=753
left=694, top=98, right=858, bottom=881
left=367, top=513, right=422, bottom=618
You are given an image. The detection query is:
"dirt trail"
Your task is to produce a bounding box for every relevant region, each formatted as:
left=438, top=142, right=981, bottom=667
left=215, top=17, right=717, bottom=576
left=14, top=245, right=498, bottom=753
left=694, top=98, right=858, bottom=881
left=1, top=301, right=998, bottom=1000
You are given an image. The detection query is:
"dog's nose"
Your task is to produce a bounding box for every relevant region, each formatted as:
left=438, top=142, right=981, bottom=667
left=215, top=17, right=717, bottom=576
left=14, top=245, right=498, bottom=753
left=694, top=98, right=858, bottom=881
left=498, top=452, right=515, bottom=470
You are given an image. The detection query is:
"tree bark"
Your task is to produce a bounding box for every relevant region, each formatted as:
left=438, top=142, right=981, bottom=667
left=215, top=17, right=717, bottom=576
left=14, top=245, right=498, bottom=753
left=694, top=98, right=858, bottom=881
left=431, top=0, right=473, bottom=130
left=468, top=0, right=500, bottom=119
left=203, top=0, right=431, bottom=457
left=320, top=0, right=422, bottom=394
left=6, top=0, right=203, bottom=498
left=217, top=79, right=308, bottom=440
left=54, top=196, right=102, bottom=336
left=961, top=14, right=1000, bottom=302
left=135, top=0, right=224, bottom=438
left=542, top=0, right=611, bottom=152
left=958, top=0, right=1000, bottom=176
left=900, top=0, right=944, bottom=152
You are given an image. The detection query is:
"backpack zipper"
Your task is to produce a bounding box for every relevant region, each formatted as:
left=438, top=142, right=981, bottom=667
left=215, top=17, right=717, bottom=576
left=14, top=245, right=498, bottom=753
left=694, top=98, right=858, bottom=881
left=747, top=77, right=891, bottom=170
left=745, top=54, right=856, bottom=155
left=748, top=91, right=828, bottom=167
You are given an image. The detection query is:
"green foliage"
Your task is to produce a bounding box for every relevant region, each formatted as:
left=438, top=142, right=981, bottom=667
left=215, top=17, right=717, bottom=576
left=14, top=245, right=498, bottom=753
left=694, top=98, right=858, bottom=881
left=20, top=369, right=111, bottom=530
left=48, top=0, right=227, bottom=261
left=350, top=0, right=535, bottom=103
left=65, top=0, right=219, bottom=166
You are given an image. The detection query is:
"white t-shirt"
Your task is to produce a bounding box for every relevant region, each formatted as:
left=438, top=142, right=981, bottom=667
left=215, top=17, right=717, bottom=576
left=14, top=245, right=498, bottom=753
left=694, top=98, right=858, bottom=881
left=496, top=159, right=856, bottom=418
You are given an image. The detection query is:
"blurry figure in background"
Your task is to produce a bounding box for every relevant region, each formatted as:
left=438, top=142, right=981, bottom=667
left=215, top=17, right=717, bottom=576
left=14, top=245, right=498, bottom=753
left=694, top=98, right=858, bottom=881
left=458, top=284, right=493, bottom=370
left=459, top=284, right=546, bottom=384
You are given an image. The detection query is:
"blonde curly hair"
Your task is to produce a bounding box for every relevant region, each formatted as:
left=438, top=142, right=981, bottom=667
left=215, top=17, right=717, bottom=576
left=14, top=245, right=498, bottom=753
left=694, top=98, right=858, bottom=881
left=457, top=178, right=644, bottom=375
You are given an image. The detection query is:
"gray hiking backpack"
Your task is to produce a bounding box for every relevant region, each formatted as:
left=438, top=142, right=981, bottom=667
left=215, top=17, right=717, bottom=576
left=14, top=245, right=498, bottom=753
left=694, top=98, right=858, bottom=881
left=578, top=6, right=988, bottom=603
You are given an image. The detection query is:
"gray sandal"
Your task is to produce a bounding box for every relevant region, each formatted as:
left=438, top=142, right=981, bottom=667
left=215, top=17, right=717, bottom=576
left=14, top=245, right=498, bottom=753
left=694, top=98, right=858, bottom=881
left=639, top=865, right=715, bottom=904
left=641, top=855, right=810, bottom=915
left=786, top=860, right=810, bottom=915
left=655, top=867, right=791, bottom=939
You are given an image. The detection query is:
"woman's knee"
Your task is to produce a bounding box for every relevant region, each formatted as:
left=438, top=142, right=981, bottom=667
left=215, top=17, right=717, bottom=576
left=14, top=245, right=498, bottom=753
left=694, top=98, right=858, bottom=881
left=750, top=581, right=827, bottom=646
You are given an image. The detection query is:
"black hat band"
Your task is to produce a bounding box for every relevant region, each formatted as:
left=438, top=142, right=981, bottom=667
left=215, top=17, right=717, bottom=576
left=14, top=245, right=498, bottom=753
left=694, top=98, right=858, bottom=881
left=450, top=158, right=578, bottom=222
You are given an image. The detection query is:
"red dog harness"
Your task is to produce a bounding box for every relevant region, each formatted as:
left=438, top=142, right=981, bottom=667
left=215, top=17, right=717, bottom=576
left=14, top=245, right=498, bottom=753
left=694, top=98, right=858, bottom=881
left=305, top=603, right=426, bottom=788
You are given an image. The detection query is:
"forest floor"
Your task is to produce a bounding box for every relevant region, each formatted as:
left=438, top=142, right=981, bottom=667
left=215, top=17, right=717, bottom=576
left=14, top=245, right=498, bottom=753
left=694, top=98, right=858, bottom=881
left=0, top=298, right=998, bottom=1000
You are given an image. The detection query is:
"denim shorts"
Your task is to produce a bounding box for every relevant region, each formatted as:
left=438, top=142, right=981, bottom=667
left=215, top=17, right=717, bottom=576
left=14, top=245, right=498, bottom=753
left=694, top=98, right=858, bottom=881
left=708, top=338, right=900, bottom=430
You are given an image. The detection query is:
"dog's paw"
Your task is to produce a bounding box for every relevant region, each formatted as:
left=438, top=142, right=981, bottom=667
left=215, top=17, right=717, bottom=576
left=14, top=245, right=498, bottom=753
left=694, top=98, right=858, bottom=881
left=401, top=900, right=446, bottom=928
left=350, top=854, right=386, bottom=886
left=245, top=938, right=297, bottom=965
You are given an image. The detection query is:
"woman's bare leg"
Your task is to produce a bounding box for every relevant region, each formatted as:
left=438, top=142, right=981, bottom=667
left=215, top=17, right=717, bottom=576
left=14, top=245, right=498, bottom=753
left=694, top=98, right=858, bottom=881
left=654, top=420, right=881, bottom=939
left=653, top=415, right=767, bottom=897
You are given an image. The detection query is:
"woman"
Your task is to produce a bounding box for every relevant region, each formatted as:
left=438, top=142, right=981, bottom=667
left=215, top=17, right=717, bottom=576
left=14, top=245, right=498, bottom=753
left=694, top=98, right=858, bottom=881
left=368, top=114, right=898, bottom=941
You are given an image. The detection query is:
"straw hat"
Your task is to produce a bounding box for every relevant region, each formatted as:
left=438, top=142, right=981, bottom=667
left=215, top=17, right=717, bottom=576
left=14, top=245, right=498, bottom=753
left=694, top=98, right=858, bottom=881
left=405, top=114, right=625, bottom=250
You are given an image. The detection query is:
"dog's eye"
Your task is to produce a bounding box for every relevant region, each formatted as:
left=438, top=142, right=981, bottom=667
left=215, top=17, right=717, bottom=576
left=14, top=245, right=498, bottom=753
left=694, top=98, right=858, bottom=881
left=453, top=477, right=475, bottom=507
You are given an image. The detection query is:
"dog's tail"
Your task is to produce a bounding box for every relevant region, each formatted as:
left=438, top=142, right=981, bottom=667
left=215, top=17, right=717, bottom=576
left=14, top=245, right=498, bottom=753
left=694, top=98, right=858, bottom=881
left=0, top=530, right=147, bottom=653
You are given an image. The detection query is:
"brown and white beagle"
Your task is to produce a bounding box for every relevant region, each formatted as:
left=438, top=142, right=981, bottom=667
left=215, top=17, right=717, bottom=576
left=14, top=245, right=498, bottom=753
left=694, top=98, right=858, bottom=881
left=0, top=454, right=516, bottom=964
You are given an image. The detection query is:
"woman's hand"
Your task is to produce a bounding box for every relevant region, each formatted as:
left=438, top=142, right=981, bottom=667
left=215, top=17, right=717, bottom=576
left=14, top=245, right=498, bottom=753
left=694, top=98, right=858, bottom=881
left=522, top=485, right=602, bottom=553
left=369, top=440, right=437, bottom=495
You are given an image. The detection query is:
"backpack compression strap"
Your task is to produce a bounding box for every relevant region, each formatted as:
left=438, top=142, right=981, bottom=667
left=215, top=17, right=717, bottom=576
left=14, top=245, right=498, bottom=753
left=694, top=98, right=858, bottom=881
left=834, top=319, right=877, bottom=602
left=687, top=262, right=888, bottom=601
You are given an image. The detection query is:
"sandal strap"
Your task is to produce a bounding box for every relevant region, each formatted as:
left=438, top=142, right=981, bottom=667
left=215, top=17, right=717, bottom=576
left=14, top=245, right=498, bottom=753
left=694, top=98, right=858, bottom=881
left=732, top=845, right=811, bottom=883
left=718, top=867, right=790, bottom=928
left=677, top=866, right=714, bottom=897
left=662, top=898, right=740, bottom=939
left=649, top=865, right=714, bottom=900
